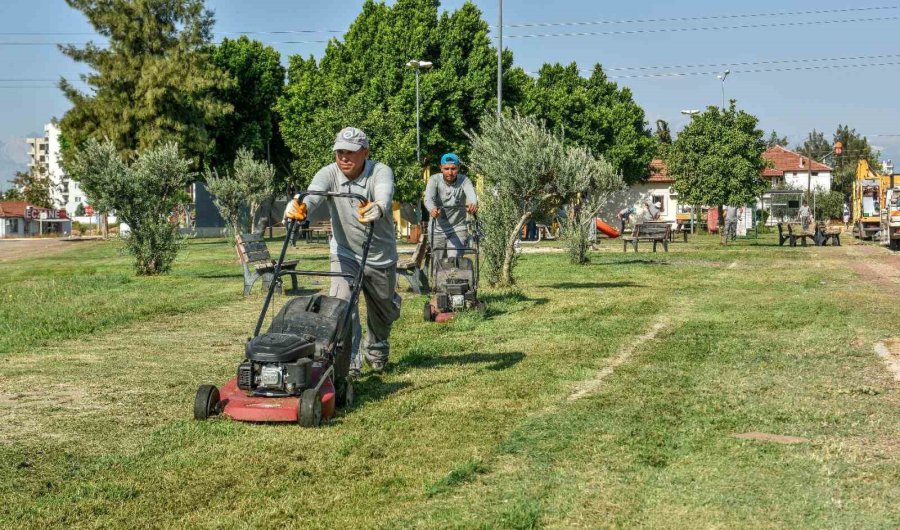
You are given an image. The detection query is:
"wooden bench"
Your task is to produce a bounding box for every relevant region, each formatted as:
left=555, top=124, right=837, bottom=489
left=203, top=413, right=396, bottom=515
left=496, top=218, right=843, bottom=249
left=776, top=223, right=813, bottom=247
left=296, top=221, right=332, bottom=244
left=623, top=223, right=671, bottom=252
left=814, top=222, right=842, bottom=246
left=645, top=221, right=685, bottom=243
left=236, top=233, right=300, bottom=296
left=396, top=232, right=430, bottom=294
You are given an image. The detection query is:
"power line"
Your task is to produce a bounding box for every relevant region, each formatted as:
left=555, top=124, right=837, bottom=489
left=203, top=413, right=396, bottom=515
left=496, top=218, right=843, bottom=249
left=505, top=15, right=900, bottom=39
left=523, top=60, right=900, bottom=78
left=592, top=53, right=900, bottom=72
left=496, top=5, right=900, bottom=30
left=1, top=5, right=896, bottom=36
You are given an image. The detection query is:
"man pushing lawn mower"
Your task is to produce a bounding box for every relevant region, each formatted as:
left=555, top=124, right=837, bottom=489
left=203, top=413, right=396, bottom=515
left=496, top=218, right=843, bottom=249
left=423, top=153, right=483, bottom=322
left=284, top=127, right=401, bottom=378
left=425, top=153, right=478, bottom=261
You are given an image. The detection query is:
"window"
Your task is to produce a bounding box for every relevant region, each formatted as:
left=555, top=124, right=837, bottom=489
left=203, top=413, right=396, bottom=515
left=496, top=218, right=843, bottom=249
left=651, top=194, right=665, bottom=213
left=75, top=197, right=82, bottom=203
left=5, top=218, right=20, bottom=233
left=811, top=171, right=819, bottom=176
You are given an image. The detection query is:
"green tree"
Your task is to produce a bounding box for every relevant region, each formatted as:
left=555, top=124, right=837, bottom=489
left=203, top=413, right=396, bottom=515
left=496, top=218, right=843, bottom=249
left=655, top=119, right=672, bottom=144
left=68, top=139, right=194, bottom=275
left=75, top=203, right=86, bottom=217
left=208, top=36, right=286, bottom=170
left=519, top=63, right=655, bottom=184
left=832, top=124, right=879, bottom=198
left=205, top=148, right=275, bottom=236
left=1, top=186, right=24, bottom=201
left=276, top=0, right=526, bottom=201
left=12, top=168, right=54, bottom=208
left=667, top=103, right=768, bottom=244
left=765, top=130, right=789, bottom=148
left=795, top=129, right=832, bottom=159
left=59, top=0, right=232, bottom=162
left=805, top=189, right=844, bottom=220
left=467, top=113, right=622, bottom=284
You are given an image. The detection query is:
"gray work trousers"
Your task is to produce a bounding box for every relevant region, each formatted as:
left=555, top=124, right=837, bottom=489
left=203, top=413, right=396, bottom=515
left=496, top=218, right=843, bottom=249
left=432, top=228, right=468, bottom=262
left=329, top=255, right=402, bottom=370
left=726, top=219, right=737, bottom=239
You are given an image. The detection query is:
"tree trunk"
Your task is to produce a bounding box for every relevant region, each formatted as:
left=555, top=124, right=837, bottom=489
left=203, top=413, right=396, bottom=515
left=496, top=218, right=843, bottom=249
left=502, top=212, right=531, bottom=285
left=101, top=212, right=109, bottom=239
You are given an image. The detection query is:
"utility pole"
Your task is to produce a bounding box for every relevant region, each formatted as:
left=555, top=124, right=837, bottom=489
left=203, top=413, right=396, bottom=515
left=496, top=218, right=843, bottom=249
left=497, top=0, right=503, bottom=116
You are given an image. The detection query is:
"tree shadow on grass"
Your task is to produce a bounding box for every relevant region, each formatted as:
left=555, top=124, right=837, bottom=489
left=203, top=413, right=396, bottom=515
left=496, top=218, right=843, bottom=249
left=478, top=290, right=550, bottom=319
left=397, top=351, right=525, bottom=372
left=542, top=281, right=643, bottom=289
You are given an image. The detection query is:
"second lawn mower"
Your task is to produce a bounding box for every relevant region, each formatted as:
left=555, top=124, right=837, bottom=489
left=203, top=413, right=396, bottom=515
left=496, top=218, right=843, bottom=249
left=423, top=206, right=483, bottom=322
left=194, top=191, right=373, bottom=427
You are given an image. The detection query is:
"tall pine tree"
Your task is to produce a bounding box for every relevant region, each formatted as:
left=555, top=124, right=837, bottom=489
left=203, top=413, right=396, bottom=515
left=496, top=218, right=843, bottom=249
left=59, top=0, right=231, bottom=162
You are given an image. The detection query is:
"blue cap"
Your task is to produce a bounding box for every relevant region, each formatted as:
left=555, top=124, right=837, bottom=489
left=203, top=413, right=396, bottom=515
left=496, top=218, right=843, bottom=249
left=440, top=153, right=460, bottom=166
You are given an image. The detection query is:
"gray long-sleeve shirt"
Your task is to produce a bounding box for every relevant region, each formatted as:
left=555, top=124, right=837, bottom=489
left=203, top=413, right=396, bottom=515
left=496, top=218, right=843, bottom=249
left=424, top=173, right=477, bottom=235
left=303, top=160, right=397, bottom=267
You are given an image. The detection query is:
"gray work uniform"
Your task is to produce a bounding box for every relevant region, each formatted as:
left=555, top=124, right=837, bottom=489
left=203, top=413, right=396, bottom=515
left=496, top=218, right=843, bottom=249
left=303, top=160, right=401, bottom=370
left=798, top=205, right=812, bottom=230
left=725, top=206, right=739, bottom=239
left=424, top=173, right=477, bottom=260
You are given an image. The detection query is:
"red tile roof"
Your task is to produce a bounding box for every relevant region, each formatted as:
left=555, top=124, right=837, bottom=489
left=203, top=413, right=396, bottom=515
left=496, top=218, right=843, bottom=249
left=0, top=201, right=27, bottom=218
left=648, top=158, right=673, bottom=183
left=762, top=145, right=832, bottom=178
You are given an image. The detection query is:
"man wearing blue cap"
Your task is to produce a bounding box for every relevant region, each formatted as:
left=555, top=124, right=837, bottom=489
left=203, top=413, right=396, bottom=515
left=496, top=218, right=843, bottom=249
left=424, top=153, right=478, bottom=262
left=284, top=126, right=401, bottom=376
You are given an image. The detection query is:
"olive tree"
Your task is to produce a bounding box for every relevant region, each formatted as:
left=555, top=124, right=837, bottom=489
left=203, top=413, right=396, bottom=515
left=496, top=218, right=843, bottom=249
left=467, top=113, right=622, bottom=285
left=205, top=148, right=275, bottom=236
left=68, top=139, right=194, bottom=275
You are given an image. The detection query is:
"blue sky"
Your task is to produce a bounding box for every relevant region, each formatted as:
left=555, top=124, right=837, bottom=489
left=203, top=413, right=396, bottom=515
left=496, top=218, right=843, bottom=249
left=2, top=0, right=899, bottom=187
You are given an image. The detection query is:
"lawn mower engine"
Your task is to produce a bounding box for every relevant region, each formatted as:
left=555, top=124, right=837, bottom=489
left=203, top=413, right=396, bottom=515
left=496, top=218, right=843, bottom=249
left=426, top=257, right=479, bottom=321
left=238, top=332, right=317, bottom=397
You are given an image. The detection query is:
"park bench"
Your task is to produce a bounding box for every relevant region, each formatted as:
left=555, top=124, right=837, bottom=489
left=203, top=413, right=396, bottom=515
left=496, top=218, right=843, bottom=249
left=236, top=233, right=299, bottom=296
left=623, top=223, right=671, bottom=252
left=296, top=221, right=332, bottom=244
left=396, top=232, right=430, bottom=294
left=776, top=223, right=813, bottom=247
left=814, top=222, right=842, bottom=246
left=645, top=221, right=685, bottom=243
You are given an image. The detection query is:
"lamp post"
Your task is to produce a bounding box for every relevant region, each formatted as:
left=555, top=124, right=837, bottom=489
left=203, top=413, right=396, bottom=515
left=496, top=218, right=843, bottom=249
left=406, top=59, right=433, bottom=164
left=717, top=70, right=730, bottom=109
left=497, top=0, right=503, bottom=116
left=680, top=109, right=701, bottom=233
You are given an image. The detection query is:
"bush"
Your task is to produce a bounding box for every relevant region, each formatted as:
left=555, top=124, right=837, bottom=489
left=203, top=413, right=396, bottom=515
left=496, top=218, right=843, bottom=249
left=68, top=140, right=193, bottom=275
left=480, top=191, right=521, bottom=286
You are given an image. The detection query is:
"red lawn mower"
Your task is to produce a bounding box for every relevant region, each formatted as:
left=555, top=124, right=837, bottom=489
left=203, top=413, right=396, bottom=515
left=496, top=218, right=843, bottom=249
left=193, top=191, right=373, bottom=427
left=423, top=207, right=483, bottom=323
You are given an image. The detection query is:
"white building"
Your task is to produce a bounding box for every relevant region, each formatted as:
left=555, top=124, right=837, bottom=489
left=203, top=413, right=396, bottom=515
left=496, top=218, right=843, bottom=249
left=599, top=159, right=681, bottom=228
left=761, top=145, right=833, bottom=191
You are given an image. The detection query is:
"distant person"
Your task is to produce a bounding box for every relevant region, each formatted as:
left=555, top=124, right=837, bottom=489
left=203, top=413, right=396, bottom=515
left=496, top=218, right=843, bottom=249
left=798, top=201, right=812, bottom=231
left=725, top=205, right=740, bottom=241
left=617, top=205, right=636, bottom=233
left=842, top=202, right=851, bottom=229
left=646, top=201, right=662, bottom=221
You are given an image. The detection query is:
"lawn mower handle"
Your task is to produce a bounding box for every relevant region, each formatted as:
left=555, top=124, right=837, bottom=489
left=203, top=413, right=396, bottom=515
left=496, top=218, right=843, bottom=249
left=428, top=205, right=480, bottom=282
left=254, top=190, right=376, bottom=338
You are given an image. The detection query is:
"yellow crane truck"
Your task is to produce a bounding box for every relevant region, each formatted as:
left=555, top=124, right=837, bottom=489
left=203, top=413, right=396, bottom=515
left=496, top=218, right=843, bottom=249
left=853, top=160, right=900, bottom=248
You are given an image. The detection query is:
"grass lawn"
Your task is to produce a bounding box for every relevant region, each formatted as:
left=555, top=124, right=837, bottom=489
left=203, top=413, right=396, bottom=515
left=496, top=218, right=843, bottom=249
left=1, top=234, right=898, bottom=528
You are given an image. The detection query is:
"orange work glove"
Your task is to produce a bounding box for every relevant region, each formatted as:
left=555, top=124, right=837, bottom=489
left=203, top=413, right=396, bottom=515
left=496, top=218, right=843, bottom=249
left=284, top=195, right=308, bottom=221
left=357, top=200, right=383, bottom=224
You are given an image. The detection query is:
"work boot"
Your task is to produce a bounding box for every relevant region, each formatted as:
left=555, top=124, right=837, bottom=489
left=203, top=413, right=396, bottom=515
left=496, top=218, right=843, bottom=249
left=364, top=340, right=390, bottom=373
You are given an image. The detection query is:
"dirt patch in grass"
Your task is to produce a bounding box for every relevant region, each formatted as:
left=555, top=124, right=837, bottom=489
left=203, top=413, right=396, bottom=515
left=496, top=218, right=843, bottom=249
left=874, top=341, right=900, bottom=381
left=0, top=239, right=90, bottom=262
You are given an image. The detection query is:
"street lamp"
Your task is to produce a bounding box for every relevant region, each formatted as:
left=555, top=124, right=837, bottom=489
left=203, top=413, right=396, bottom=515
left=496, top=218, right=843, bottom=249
left=717, top=70, right=730, bottom=109
left=406, top=59, right=433, bottom=164
left=497, top=0, right=503, bottom=117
